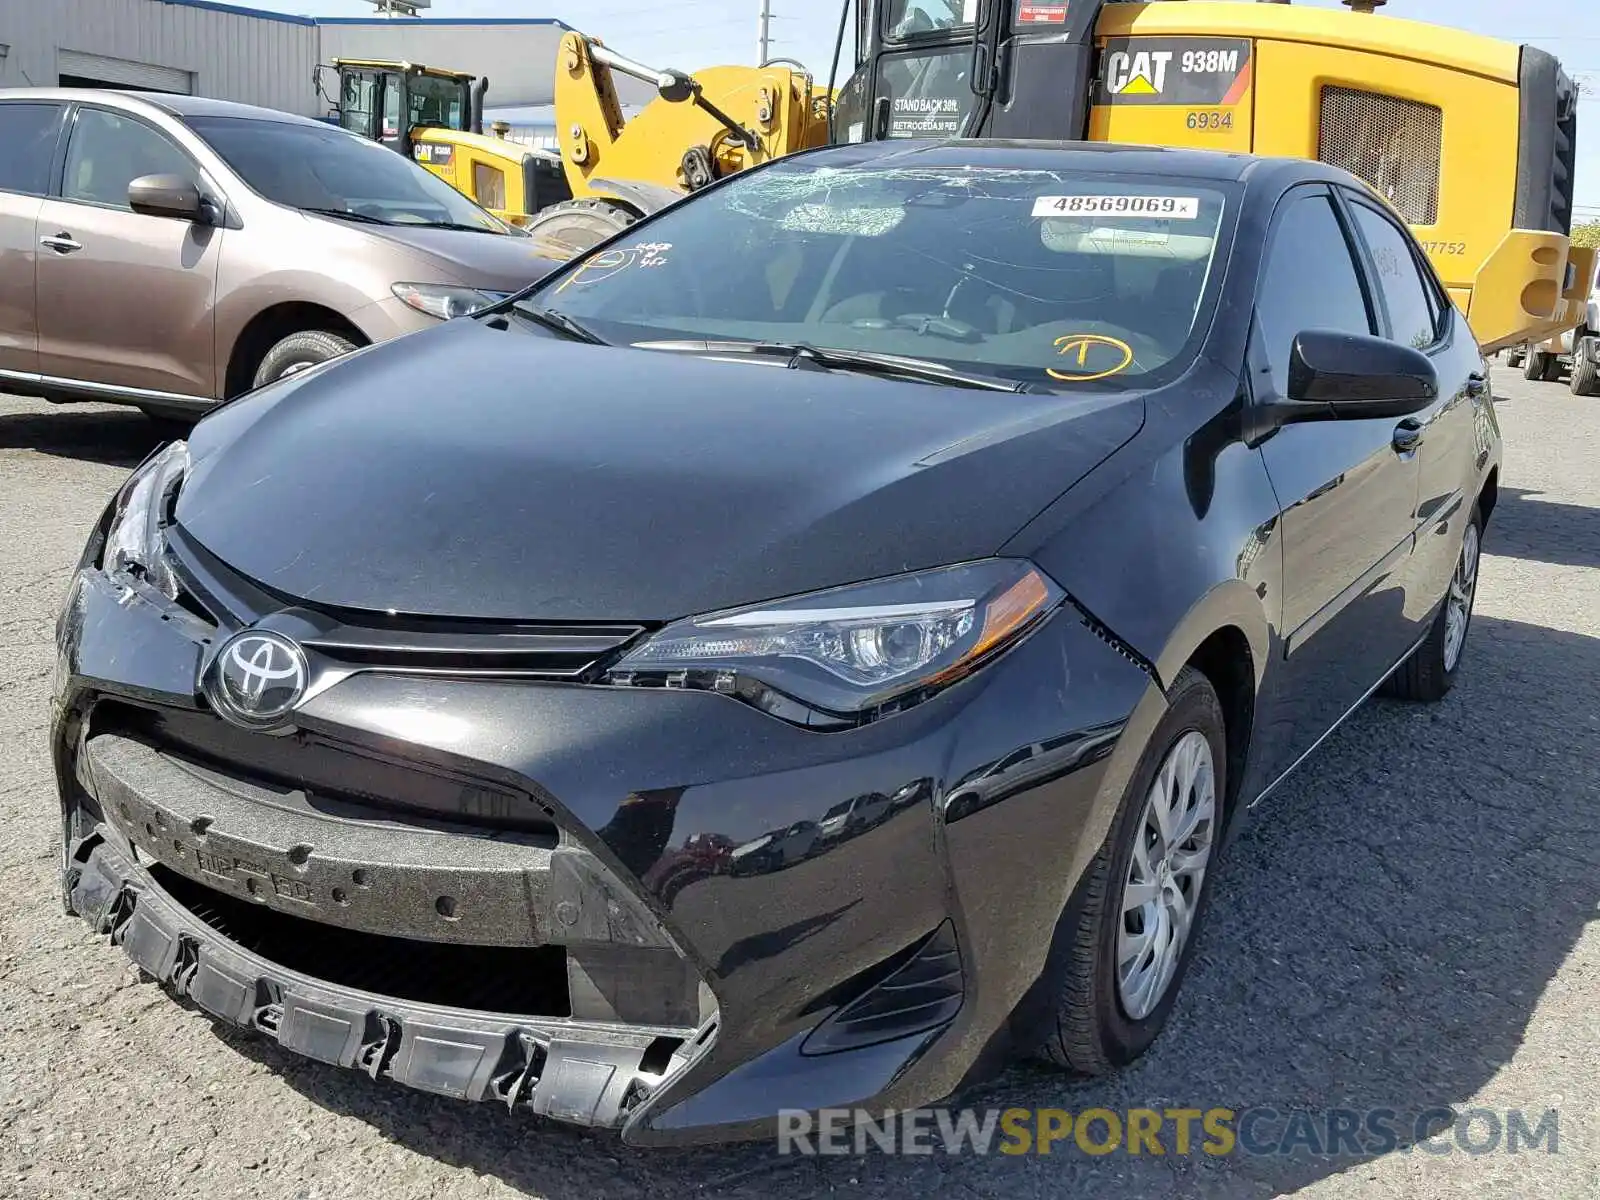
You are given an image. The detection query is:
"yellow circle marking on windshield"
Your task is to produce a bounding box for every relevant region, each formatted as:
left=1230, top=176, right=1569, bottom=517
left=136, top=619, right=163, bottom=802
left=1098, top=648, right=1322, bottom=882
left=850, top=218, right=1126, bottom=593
left=556, top=248, right=634, bottom=293
left=1047, top=334, right=1135, bottom=382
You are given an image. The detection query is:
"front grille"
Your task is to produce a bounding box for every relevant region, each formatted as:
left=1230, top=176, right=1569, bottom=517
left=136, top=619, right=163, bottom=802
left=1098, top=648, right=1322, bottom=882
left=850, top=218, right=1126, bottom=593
left=1319, top=86, right=1442, bottom=226
left=90, top=700, right=557, bottom=834
left=149, top=864, right=571, bottom=1016
left=166, top=524, right=645, bottom=681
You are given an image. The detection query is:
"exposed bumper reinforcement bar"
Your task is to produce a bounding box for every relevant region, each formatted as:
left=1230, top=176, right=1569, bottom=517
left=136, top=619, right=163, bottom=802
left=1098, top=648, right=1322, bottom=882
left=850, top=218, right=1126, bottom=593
left=66, top=838, right=703, bottom=1128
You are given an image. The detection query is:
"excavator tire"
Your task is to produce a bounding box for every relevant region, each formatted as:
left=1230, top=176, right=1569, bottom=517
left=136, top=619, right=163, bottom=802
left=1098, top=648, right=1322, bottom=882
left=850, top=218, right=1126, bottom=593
left=522, top=198, right=641, bottom=258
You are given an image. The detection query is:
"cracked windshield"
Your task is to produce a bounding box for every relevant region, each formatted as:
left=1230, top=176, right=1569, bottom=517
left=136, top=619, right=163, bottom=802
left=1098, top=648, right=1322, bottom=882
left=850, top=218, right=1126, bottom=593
left=528, top=159, right=1232, bottom=390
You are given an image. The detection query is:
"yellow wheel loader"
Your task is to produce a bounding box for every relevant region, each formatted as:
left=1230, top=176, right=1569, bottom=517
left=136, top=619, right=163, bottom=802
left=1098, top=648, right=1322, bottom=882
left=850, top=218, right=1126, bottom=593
left=321, top=58, right=576, bottom=229
left=322, top=48, right=833, bottom=252
left=525, top=34, right=835, bottom=253
left=824, top=0, right=1583, bottom=353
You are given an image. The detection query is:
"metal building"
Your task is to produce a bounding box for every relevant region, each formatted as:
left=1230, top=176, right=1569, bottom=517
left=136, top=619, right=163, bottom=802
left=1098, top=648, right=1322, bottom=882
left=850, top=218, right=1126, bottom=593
left=0, top=0, right=646, bottom=118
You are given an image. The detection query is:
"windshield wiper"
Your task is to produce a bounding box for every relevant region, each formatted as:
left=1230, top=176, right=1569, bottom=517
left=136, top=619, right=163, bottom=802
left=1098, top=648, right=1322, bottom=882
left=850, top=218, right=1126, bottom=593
left=677, top=340, right=1034, bottom=393
left=301, top=206, right=395, bottom=226
left=415, top=221, right=504, bottom=235
left=503, top=303, right=609, bottom=345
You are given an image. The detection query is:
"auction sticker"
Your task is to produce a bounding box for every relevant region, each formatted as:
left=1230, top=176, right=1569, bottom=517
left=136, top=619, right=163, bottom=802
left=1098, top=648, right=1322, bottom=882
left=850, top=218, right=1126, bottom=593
left=1034, top=195, right=1199, bottom=219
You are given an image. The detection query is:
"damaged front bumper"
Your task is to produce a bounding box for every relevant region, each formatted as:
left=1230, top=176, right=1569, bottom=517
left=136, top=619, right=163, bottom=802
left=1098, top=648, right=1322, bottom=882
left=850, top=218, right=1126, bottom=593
left=69, top=836, right=704, bottom=1125
left=50, top=515, right=1151, bottom=1145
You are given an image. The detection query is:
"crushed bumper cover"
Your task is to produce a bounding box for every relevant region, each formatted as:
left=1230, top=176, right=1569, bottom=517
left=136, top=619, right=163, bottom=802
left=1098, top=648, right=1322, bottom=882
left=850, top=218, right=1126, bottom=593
left=68, top=835, right=703, bottom=1126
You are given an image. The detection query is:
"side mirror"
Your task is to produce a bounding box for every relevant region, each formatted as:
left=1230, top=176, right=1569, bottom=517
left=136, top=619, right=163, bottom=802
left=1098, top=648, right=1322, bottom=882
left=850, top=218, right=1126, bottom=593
left=1285, top=329, right=1438, bottom=419
left=128, top=174, right=207, bottom=222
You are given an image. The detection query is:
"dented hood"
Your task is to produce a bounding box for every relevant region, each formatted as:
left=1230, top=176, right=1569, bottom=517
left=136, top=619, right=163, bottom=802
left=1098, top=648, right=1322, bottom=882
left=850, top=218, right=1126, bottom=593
left=176, top=318, right=1144, bottom=621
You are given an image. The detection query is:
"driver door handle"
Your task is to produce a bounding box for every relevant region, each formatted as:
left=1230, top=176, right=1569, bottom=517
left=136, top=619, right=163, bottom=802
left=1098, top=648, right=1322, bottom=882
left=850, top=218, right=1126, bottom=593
left=40, top=232, right=83, bottom=254
left=1393, top=417, right=1425, bottom=455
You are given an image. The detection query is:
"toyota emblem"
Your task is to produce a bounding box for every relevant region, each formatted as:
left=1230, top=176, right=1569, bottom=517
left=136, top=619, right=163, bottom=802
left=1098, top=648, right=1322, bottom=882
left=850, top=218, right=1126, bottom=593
left=205, top=629, right=309, bottom=729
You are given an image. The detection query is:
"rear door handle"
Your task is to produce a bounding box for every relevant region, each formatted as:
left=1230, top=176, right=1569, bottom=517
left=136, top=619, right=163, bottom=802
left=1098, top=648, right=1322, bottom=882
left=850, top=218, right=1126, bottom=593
left=40, top=232, right=83, bottom=254
left=1393, top=417, right=1425, bottom=454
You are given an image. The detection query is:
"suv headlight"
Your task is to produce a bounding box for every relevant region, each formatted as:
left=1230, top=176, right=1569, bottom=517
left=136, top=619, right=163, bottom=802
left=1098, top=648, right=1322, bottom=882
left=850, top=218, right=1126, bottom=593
left=392, top=282, right=508, bottom=320
left=102, top=440, right=189, bottom=600
left=609, top=559, right=1063, bottom=725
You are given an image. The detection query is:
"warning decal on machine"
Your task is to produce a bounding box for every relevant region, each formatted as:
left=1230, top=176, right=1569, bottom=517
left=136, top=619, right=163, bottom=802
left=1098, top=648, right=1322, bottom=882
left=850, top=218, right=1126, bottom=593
left=1095, top=37, right=1253, bottom=107
left=1018, top=3, right=1069, bottom=23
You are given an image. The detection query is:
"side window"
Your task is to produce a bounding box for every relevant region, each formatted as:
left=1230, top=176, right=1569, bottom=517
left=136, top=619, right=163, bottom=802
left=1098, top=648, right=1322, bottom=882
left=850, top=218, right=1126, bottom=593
left=1257, top=192, right=1374, bottom=392
left=63, top=109, right=192, bottom=209
left=0, top=103, right=64, bottom=196
left=1348, top=201, right=1438, bottom=350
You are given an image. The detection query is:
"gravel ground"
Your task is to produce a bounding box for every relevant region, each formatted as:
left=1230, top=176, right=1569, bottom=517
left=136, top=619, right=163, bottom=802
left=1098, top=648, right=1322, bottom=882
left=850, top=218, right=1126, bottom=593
left=1, top=368, right=1596, bottom=1199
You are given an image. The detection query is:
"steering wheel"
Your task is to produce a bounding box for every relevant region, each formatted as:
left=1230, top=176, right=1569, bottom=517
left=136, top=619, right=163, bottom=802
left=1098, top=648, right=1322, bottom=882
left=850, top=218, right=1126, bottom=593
left=850, top=313, right=984, bottom=343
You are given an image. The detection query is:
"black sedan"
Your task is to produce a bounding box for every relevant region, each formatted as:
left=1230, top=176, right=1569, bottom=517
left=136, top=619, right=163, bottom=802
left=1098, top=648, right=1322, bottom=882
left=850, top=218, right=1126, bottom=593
left=50, top=139, right=1499, bottom=1146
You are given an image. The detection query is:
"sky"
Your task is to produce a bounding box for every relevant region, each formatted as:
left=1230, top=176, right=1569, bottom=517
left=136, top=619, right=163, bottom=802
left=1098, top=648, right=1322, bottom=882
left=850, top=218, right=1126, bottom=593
left=243, top=0, right=1600, bottom=212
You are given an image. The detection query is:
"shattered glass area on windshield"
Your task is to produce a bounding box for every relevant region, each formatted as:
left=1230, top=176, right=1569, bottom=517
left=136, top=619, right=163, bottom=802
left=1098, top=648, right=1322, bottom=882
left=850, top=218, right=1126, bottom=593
left=532, top=160, right=1234, bottom=390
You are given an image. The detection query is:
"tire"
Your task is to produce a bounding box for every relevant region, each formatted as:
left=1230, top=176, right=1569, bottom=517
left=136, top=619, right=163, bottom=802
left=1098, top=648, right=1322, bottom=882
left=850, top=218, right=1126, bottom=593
left=1383, top=504, right=1482, bottom=702
left=251, top=330, right=358, bottom=390
left=1034, top=666, right=1226, bottom=1075
left=1505, top=348, right=1526, bottom=369
left=521, top=198, right=640, bottom=257
left=1569, top=336, right=1599, bottom=396
left=1523, top=350, right=1553, bottom=381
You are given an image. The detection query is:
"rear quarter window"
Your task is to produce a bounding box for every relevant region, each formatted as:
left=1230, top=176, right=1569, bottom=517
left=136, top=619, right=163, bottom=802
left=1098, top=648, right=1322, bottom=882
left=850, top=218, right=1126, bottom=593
left=0, top=103, right=64, bottom=195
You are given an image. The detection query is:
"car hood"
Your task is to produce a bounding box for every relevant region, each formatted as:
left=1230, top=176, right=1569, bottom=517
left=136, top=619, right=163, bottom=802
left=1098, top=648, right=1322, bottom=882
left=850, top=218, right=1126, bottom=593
left=356, top=224, right=566, bottom=293
left=176, top=319, right=1144, bottom=621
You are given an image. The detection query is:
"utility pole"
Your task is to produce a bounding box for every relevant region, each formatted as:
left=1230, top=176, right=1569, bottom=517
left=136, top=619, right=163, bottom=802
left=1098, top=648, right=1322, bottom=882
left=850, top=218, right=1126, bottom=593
left=758, top=0, right=773, bottom=64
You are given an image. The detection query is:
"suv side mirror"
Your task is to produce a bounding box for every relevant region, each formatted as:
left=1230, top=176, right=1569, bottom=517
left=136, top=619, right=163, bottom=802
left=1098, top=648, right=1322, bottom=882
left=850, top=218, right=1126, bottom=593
left=128, top=174, right=207, bottom=222
left=1286, top=329, right=1438, bottom=418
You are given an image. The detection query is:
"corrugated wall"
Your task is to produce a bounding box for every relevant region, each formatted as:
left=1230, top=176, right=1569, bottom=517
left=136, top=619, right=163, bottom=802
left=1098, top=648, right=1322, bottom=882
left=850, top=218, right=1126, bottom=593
left=0, top=0, right=322, bottom=115
left=0, top=2, right=614, bottom=117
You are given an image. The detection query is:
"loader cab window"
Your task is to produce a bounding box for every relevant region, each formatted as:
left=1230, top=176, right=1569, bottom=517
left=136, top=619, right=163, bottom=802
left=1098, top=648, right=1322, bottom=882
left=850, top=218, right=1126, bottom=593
left=408, top=74, right=469, bottom=132
left=884, top=0, right=978, bottom=39
left=878, top=48, right=977, bottom=137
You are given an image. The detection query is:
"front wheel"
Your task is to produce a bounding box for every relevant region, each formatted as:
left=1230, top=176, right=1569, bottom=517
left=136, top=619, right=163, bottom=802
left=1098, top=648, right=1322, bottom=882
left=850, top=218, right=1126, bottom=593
left=251, top=330, right=358, bottom=390
left=1034, top=666, right=1226, bottom=1074
left=1524, top=350, right=1555, bottom=382
left=521, top=198, right=640, bottom=258
left=1384, top=505, right=1482, bottom=702
left=1570, top=336, right=1599, bottom=396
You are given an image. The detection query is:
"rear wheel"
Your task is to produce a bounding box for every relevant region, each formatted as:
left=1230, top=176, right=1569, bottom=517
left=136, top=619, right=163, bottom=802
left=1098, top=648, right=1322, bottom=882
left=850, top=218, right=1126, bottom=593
left=521, top=198, right=640, bottom=257
left=1034, top=667, right=1225, bottom=1074
left=1505, top=346, right=1527, bottom=369
left=1524, top=349, right=1556, bottom=381
left=1569, top=336, right=1599, bottom=396
left=1384, top=505, right=1482, bottom=702
left=251, top=330, right=358, bottom=390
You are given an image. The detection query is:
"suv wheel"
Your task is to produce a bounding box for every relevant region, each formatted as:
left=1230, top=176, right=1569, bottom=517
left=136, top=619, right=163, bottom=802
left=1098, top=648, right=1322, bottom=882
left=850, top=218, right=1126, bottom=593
left=252, top=330, right=358, bottom=390
left=1035, top=666, right=1225, bottom=1074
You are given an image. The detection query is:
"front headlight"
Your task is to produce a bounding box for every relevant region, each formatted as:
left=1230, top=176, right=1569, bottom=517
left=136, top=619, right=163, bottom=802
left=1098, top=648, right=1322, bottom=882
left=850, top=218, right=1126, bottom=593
left=609, top=559, right=1064, bottom=725
left=392, top=282, right=508, bottom=320
left=102, top=440, right=189, bottom=600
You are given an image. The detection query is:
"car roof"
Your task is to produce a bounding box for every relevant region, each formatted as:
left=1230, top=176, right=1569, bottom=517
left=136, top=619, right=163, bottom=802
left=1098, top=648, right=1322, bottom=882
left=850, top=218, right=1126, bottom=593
left=0, top=87, right=330, bottom=128
left=789, top=137, right=1355, bottom=189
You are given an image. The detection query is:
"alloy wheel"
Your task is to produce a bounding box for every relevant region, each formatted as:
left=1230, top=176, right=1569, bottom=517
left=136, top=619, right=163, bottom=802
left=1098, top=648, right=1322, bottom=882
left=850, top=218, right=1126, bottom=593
left=1443, top=522, right=1480, bottom=673
left=1117, top=730, right=1216, bottom=1021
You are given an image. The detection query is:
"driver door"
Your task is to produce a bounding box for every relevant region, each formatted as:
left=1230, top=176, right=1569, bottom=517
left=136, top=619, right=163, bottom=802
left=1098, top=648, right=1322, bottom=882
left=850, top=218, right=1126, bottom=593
left=35, top=105, right=224, bottom=398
